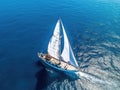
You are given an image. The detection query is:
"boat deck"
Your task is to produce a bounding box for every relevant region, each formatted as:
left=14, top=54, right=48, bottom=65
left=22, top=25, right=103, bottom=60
left=38, top=53, right=78, bottom=71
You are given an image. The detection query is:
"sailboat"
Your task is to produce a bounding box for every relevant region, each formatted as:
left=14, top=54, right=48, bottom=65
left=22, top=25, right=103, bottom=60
left=38, top=19, right=79, bottom=79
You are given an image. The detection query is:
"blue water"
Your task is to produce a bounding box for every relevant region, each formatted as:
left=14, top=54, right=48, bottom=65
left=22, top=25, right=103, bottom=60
left=0, top=0, right=120, bottom=90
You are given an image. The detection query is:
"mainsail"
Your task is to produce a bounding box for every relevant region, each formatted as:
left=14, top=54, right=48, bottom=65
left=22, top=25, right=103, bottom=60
left=48, top=19, right=78, bottom=67
left=48, top=20, right=61, bottom=59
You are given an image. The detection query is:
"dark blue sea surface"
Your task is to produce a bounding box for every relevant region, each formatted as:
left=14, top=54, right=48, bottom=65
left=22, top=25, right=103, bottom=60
left=0, top=0, right=120, bottom=90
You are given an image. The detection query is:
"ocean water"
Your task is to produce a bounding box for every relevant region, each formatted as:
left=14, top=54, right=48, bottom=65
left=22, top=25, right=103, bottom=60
left=0, top=0, right=120, bottom=90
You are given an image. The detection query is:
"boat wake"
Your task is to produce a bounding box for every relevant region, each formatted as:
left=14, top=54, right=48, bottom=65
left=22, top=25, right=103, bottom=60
left=75, top=71, right=108, bottom=84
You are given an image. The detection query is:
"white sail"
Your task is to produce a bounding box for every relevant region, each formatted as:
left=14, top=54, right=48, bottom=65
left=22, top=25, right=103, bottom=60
left=48, top=20, right=61, bottom=59
left=61, top=21, right=79, bottom=67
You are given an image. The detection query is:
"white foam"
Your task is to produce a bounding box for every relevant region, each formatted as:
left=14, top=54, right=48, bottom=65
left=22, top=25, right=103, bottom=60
left=75, top=71, right=107, bottom=84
